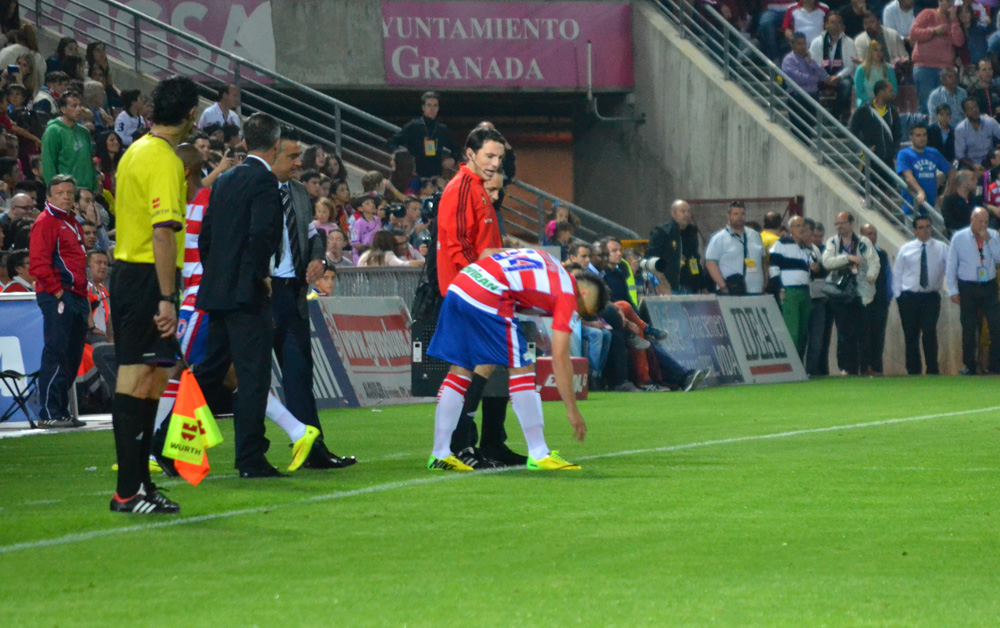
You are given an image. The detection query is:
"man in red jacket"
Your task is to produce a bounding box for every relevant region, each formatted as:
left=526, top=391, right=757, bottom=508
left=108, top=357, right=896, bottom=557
left=435, top=125, right=527, bottom=468
left=29, top=174, right=89, bottom=428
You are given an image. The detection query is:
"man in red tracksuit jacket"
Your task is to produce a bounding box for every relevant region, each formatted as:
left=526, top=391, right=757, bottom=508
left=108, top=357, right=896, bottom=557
left=29, top=174, right=90, bottom=428
left=435, top=125, right=527, bottom=468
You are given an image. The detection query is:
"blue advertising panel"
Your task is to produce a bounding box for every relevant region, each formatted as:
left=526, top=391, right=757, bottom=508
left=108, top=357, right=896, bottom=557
left=642, top=296, right=745, bottom=386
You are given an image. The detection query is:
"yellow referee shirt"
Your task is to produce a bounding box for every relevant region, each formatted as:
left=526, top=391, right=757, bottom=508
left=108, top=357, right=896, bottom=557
left=113, top=133, right=186, bottom=268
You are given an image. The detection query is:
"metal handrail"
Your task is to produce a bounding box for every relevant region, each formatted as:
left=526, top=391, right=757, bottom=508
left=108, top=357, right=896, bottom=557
left=654, top=0, right=949, bottom=241
left=28, top=0, right=639, bottom=243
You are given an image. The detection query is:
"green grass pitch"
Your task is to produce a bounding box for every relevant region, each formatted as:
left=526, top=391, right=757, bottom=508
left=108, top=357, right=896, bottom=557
left=2, top=376, right=1000, bottom=627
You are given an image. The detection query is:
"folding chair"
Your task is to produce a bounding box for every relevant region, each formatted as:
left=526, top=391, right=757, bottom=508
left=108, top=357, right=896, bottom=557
left=0, top=368, right=39, bottom=429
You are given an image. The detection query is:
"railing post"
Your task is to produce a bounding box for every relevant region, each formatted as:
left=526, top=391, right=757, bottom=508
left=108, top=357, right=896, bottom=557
left=537, top=198, right=546, bottom=243
left=815, top=113, right=824, bottom=159
left=334, top=104, right=343, bottom=157
left=768, top=66, right=777, bottom=122
left=722, top=19, right=731, bottom=80
left=233, top=62, right=242, bottom=118
left=34, top=0, right=42, bottom=25
left=863, top=159, right=872, bottom=207
left=676, top=0, right=686, bottom=39
left=133, top=14, right=142, bottom=74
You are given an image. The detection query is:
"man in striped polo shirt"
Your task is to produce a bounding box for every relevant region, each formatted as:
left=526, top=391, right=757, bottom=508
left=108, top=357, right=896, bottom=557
left=768, top=216, right=822, bottom=359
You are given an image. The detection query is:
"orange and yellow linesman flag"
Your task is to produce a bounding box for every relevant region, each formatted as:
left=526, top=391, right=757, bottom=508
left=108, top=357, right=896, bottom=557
left=162, top=369, right=223, bottom=486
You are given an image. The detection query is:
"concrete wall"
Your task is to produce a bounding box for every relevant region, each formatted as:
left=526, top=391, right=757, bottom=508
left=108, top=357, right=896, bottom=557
left=572, top=0, right=964, bottom=375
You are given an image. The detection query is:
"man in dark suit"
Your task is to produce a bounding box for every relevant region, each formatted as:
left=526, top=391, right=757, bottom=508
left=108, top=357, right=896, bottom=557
left=861, top=223, right=892, bottom=375
left=194, top=113, right=284, bottom=478
left=270, top=130, right=357, bottom=469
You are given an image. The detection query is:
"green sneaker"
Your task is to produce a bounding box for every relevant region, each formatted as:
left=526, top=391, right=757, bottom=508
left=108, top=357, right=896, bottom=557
left=526, top=450, right=581, bottom=471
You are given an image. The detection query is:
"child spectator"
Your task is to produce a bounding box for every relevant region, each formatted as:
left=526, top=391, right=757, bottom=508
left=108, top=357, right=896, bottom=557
left=544, top=203, right=580, bottom=244
left=331, top=180, right=351, bottom=231
left=554, top=221, right=575, bottom=260
left=349, top=192, right=382, bottom=263
left=312, top=197, right=339, bottom=239
left=308, top=262, right=337, bottom=299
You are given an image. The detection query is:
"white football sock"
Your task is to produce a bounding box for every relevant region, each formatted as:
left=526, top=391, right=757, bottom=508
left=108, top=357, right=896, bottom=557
left=432, top=374, right=470, bottom=459
left=153, top=379, right=180, bottom=432
left=509, top=373, right=549, bottom=460
left=266, top=392, right=307, bottom=442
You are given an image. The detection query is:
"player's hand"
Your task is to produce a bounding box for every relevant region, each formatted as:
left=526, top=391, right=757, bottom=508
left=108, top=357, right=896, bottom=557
left=305, top=259, right=324, bottom=284
left=154, top=300, right=177, bottom=338
left=567, top=408, right=587, bottom=442
left=951, top=294, right=960, bottom=304
left=262, top=277, right=272, bottom=298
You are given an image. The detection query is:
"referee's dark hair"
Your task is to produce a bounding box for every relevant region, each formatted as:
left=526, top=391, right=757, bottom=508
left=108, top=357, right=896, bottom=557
left=243, top=113, right=282, bottom=152
left=575, top=271, right=610, bottom=314
left=47, top=173, right=76, bottom=195
left=149, top=75, right=199, bottom=127
left=464, top=125, right=506, bottom=153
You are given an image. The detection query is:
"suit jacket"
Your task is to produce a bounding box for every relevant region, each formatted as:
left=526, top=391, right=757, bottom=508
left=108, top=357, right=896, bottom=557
left=285, top=178, right=326, bottom=317
left=927, top=123, right=955, bottom=162
left=197, top=157, right=282, bottom=312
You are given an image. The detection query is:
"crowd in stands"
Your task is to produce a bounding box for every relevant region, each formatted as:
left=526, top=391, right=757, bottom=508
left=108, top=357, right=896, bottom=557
left=696, top=0, right=1000, bottom=219
left=3, top=1, right=991, bottom=426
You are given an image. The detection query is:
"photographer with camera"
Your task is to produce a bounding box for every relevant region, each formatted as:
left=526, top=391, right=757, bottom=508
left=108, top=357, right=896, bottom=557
left=641, top=199, right=704, bottom=295
left=705, top=201, right=768, bottom=296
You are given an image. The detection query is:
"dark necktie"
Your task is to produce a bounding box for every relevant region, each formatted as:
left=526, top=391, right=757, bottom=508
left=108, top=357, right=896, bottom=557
left=919, top=243, right=928, bottom=289
left=280, top=184, right=302, bottom=272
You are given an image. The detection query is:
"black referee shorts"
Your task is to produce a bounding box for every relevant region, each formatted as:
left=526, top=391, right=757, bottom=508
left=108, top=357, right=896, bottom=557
left=109, top=261, right=180, bottom=366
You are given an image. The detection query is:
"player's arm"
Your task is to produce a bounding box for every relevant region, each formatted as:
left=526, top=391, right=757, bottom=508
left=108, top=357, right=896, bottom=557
left=550, top=328, right=586, bottom=442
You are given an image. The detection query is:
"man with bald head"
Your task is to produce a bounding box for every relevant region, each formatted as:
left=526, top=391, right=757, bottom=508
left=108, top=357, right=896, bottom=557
left=860, top=223, right=892, bottom=374
left=946, top=206, right=1000, bottom=374
left=644, top=199, right=703, bottom=295
left=0, top=192, right=34, bottom=248
left=768, top=216, right=819, bottom=357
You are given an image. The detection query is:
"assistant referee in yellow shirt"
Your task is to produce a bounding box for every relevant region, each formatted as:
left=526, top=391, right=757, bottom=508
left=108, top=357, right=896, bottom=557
left=108, top=76, right=198, bottom=514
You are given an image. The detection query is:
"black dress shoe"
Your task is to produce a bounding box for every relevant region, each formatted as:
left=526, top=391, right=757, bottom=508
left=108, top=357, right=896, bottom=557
left=239, top=462, right=284, bottom=478
left=479, top=443, right=528, bottom=467
left=302, top=452, right=357, bottom=469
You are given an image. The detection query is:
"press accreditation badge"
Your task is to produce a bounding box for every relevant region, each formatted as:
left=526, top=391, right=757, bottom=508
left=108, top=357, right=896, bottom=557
left=979, top=266, right=989, bottom=281
left=689, top=258, right=700, bottom=275
left=744, top=257, right=757, bottom=269
left=424, top=138, right=437, bottom=157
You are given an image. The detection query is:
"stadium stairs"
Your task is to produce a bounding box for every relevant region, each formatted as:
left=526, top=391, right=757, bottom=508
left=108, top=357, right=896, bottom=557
left=27, top=1, right=637, bottom=246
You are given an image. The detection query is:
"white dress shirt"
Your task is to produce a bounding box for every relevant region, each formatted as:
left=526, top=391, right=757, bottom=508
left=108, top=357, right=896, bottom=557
left=198, top=103, right=241, bottom=130
left=892, top=237, right=949, bottom=297
left=945, top=227, right=1000, bottom=295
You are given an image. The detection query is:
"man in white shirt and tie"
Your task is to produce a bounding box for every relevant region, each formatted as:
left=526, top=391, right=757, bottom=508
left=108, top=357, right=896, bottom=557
left=892, top=215, right=949, bottom=374
left=945, top=207, right=1000, bottom=374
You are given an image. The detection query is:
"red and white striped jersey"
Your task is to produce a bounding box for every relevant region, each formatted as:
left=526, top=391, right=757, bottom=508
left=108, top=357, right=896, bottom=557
left=448, top=249, right=580, bottom=332
left=181, top=187, right=210, bottom=307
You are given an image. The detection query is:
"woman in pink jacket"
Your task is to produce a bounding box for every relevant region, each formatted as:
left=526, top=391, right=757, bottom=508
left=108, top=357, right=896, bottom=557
left=910, top=0, right=964, bottom=114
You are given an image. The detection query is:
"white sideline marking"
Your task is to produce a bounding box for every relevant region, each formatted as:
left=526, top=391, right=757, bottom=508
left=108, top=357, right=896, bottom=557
left=2, top=404, right=998, bottom=555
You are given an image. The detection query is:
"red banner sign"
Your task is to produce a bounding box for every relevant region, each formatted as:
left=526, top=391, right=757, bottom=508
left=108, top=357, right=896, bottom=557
left=381, top=1, right=633, bottom=89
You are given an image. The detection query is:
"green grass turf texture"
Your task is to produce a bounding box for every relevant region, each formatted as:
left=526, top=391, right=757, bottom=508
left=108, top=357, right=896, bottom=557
left=2, top=376, right=999, bottom=627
